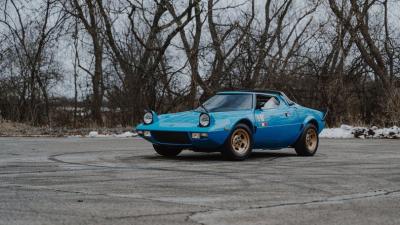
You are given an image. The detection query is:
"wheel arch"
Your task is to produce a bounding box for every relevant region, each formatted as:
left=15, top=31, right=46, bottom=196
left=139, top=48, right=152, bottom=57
left=302, top=116, right=319, bottom=131
left=234, top=118, right=254, bottom=134
left=215, top=118, right=255, bottom=146
left=222, top=118, right=254, bottom=160
left=308, top=119, right=319, bottom=130
left=291, top=116, right=319, bottom=147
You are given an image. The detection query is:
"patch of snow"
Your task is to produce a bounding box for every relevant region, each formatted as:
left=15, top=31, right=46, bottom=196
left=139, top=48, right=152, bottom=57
left=88, top=131, right=99, bottom=138
left=86, top=131, right=137, bottom=138
left=339, top=124, right=353, bottom=131
left=113, top=131, right=138, bottom=138
left=67, top=135, right=83, bottom=138
left=320, top=125, right=400, bottom=139
left=369, top=126, right=400, bottom=139
left=319, top=127, right=354, bottom=139
left=87, top=131, right=108, bottom=138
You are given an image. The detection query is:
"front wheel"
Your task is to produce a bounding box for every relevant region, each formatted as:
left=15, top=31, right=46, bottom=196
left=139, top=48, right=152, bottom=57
left=221, top=124, right=253, bottom=160
left=153, top=144, right=182, bottom=157
left=295, top=124, right=319, bottom=156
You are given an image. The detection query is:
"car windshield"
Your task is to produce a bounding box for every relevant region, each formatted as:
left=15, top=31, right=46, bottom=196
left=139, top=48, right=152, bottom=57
left=196, top=94, right=253, bottom=112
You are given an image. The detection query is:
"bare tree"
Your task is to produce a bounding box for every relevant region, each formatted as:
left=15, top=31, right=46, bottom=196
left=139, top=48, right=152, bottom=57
left=0, top=0, right=66, bottom=125
left=328, top=0, right=400, bottom=124
left=95, top=0, right=196, bottom=122
left=64, top=0, right=106, bottom=126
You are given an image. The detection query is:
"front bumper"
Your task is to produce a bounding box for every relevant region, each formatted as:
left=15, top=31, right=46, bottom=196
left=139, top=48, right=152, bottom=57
left=136, top=129, right=229, bottom=150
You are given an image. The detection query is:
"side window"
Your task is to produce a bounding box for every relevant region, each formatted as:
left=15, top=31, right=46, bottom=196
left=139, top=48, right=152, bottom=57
left=262, top=97, right=280, bottom=109
left=256, top=95, right=280, bottom=110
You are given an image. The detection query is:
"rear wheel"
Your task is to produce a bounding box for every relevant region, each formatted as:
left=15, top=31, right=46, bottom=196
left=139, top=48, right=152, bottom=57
left=153, top=144, right=182, bottom=157
left=221, top=124, right=253, bottom=160
left=295, top=124, right=319, bottom=156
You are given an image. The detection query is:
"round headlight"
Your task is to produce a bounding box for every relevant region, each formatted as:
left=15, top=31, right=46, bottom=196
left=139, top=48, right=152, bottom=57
left=199, top=113, right=210, bottom=127
left=143, top=112, right=153, bottom=124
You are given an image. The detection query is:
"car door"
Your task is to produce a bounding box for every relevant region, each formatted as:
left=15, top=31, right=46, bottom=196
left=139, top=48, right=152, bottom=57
left=277, top=100, right=302, bottom=144
left=253, top=95, right=301, bottom=148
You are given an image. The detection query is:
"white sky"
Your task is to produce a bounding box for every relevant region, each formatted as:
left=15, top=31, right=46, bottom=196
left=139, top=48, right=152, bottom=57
left=1, top=0, right=400, bottom=99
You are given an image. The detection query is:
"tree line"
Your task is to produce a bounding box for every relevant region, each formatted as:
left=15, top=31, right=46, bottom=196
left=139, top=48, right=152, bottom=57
left=1, top=0, right=399, bottom=127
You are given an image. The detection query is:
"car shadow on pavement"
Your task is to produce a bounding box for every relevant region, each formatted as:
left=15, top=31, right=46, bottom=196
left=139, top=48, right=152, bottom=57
left=251, top=151, right=297, bottom=159
left=142, top=151, right=297, bottom=162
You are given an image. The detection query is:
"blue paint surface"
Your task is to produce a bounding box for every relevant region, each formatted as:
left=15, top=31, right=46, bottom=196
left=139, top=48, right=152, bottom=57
left=136, top=91, right=325, bottom=150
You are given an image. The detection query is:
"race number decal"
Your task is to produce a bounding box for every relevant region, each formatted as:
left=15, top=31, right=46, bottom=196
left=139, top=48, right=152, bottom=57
left=256, top=114, right=268, bottom=127
left=256, top=114, right=265, bottom=122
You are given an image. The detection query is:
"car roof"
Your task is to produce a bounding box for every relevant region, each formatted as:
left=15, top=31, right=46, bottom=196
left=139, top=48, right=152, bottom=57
left=217, top=89, right=284, bottom=96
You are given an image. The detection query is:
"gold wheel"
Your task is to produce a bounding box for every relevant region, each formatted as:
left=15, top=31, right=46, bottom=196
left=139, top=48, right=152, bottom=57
left=305, top=128, right=317, bottom=152
left=230, top=128, right=250, bottom=155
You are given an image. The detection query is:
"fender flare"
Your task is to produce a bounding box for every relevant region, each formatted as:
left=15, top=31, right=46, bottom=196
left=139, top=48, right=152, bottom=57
left=219, top=118, right=255, bottom=144
left=301, top=116, right=320, bottom=132
left=231, top=118, right=255, bottom=132
left=290, top=116, right=318, bottom=146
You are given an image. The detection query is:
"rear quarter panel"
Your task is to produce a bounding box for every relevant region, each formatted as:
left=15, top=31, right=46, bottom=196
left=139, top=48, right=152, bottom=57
left=296, top=105, right=325, bottom=133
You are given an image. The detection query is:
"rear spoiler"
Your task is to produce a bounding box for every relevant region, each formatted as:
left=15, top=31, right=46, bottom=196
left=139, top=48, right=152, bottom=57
left=321, top=108, right=328, bottom=121
left=311, top=107, right=328, bottom=121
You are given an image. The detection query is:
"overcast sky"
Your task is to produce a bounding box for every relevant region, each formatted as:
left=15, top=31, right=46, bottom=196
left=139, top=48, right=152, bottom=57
left=2, top=0, right=400, bottom=99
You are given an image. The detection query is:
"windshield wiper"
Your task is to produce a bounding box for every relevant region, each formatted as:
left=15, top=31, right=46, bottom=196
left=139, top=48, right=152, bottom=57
left=198, top=99, right=209, bottom=113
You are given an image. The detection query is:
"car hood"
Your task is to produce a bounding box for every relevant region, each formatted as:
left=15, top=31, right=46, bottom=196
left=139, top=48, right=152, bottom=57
left=154, top=110, right=252, bottom=129
left=157, top=111, right=202, bottom=128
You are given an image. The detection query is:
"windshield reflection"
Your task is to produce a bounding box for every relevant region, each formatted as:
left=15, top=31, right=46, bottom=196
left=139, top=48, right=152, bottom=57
left=195, top=94, right=252, bottom=112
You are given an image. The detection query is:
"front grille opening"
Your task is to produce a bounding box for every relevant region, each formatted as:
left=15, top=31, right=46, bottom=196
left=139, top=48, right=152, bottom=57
left=151, top=131, right=191, bottom=144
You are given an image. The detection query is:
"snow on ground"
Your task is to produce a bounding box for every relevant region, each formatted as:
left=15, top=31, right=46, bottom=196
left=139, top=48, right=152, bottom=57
left=320, top=125, right=400, bottom=139
left=85, top=126, right=399, bottom=139
left=87, top=131, right=137, bottom=138
left=85, top=125, right=399, bottom=139
left=319, top=125, right=354, bottom=138
left=114, top=131, right=138, bottom=138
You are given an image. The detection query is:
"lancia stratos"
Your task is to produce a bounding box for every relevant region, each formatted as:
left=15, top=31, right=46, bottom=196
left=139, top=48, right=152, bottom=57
left=136, top=90, right=326, bottom=160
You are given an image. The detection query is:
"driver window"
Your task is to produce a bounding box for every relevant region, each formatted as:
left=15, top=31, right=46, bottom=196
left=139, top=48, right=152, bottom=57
left=256, top=95, right=280, bottom=110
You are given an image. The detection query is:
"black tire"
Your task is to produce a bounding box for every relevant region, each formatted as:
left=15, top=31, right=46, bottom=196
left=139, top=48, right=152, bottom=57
left=221, top=124, right=253, bottom=160
left=153, top=144, right=182, bottom=157
left=295, top=124, right=319, bottom=156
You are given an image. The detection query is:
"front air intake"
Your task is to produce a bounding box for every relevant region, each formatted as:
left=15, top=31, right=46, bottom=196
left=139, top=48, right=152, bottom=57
left=151, top=131, right=191, bottom=144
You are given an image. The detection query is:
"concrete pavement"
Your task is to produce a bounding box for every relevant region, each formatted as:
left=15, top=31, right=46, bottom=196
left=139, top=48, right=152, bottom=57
left=0, top=137, right=399, bottom=225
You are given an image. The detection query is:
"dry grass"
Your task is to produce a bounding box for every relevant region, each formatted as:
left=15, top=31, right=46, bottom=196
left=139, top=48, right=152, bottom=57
left=0, top=120, right=133, bottom=137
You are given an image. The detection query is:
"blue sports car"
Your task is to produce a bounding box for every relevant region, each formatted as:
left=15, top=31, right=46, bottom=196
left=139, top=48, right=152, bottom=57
left=136, top=90, right=326, bottom=160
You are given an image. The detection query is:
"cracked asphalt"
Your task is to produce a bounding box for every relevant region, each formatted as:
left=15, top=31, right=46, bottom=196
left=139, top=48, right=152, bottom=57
left=0, top=137, right=400, bottom=225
